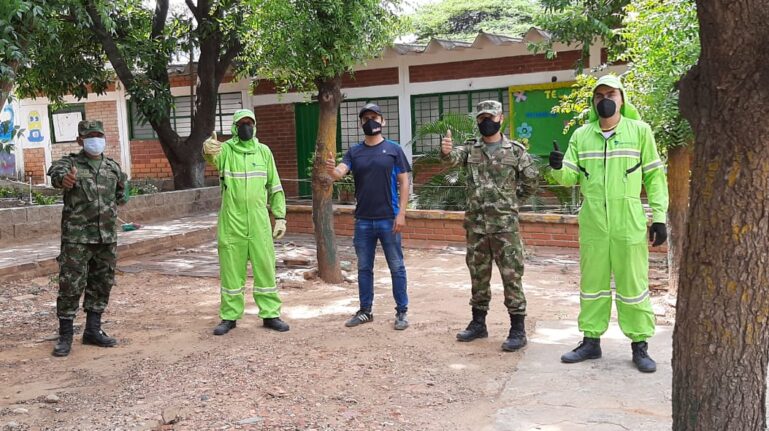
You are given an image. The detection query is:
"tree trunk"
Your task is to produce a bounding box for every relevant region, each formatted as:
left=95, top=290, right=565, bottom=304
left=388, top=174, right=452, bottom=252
left=0, top=81, right=12, bottom=113
left=666, top=144, right=692, bottom=294
left=312, top=76, right=343, bottom=284
left=673, top=1, right=769, bottom=429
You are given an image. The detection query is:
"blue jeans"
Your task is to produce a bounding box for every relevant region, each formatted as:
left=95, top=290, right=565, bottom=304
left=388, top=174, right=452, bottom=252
left=353, top=218, right=408, bottom=313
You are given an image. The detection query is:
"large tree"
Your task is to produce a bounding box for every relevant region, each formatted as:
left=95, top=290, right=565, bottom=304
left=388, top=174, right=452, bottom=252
left=9, top=0, right=246, bottom=189
left=673, top=0, right=769, bottom=428
left=406, top=0, right=540, bottom=42
left=1, top=0, right=111, bottom=112
left=242, top=0, right=403, bottom=283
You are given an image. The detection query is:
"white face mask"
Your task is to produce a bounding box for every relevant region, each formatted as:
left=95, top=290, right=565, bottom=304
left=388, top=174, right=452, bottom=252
left=83, top=137, right=106, bottom=156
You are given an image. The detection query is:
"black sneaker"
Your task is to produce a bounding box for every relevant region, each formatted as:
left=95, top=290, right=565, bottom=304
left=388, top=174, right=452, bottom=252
left=213, top=320, right=236, bottom=336
left=394, top=311, right=409, bottom=330
left=345, top=310, right=373, bottom=327
left=263, top=317, right=290, bottom=332
left=631, top=341, right=657, bottom=373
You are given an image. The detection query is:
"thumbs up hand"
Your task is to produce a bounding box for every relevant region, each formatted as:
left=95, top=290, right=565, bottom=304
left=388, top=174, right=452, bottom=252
left=549, top=140, right=564, bottom=170
left=203, top=131, right=221, bottom=156
left=325, top=151, right=338, bottom=178
left=62, top=165, right=77, bottom=189
left=441, top=129, right=453, bottom=155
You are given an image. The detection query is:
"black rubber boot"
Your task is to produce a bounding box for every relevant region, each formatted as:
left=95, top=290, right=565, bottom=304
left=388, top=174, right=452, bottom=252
left=561, top=337, right=602, bottom=363
left=456, top=308, right=488, bottom=342
left=263, top=317, right=290, bottom=332
left=501, top=314, right=527, bottom=352
left=213, top=320, right=237, bottom=335
left=82, top=312, right=118, bottom=347
left=631, top=341, right=657, bottom=373
left=52, top=318, right=74, bottom=357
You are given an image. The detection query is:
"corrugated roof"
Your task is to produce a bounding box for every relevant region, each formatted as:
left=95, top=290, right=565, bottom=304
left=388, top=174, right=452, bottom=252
left=385, top=27, right=554, bottom=56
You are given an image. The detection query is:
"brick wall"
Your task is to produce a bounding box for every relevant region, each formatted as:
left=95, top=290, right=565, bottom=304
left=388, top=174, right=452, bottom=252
left=85, top=101, right=121, bottom=162
left=285, top=205, right=668, bottom=253
left=254, top=103, right=299, bottom=197
left=409, top=50, right=583, bottom=83
left=412, top=158, right=449, bottom=188
left=23, top=148, right=46, bottom=184
left=130, top=139, right=218, bottom=180
left=50, top=142, right=80, bottom=165
left=253, top=68, right=399, bottom=95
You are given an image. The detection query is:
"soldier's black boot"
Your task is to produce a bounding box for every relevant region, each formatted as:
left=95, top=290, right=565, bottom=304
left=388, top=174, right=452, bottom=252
left=263, top=317, right=290, bottom=332
left=561, top=337, right=601, bottom=363
left=52, top=319, right=74, bottom=357
left=456, top=308, right=488, bottom=342
left=501, top=314, right=527, bottom=352
left=82, top=312, right=118, bottom=347
left=631, top=341, right=657, bottom=373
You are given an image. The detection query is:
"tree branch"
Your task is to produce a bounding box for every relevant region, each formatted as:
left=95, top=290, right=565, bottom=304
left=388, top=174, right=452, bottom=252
left=82, top=1, right=135, bottom=91
left=215, top=39, right=242, bottom=83
left=151, top=0, right=169, bottom=40
left=184, top=0, right=199, bottom=20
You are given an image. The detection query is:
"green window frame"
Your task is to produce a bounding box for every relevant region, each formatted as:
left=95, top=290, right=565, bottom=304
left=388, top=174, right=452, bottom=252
left=49, top=104, right=86, bottom=144
left=410, top=88, right=509, bottom=154
left=128, top=92, right=243, bottom=140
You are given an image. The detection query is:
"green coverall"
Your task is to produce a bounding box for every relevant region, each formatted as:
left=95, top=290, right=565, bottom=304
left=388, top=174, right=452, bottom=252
left=204, top=109, right=286, bottom=320
left=551, top=76, right=669, bottom=342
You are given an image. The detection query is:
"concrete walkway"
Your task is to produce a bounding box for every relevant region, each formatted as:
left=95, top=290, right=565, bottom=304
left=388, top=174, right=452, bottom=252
left=494, top=321, right=672, bottom=431
left=0, top=212, right=218, bottom=282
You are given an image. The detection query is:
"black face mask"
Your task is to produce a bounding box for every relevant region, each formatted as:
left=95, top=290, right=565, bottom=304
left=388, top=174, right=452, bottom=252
left=362, top=119, right=382, bottom=136
left=238, top=124, right=254, bottom=141
left=478, top=118, right=501, bottom=137
left=596, top=99, right=617, bottom=118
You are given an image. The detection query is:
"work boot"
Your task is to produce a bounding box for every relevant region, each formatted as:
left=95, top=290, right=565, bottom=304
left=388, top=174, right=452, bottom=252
left=561, top=337, right=602, bottom=363
left=263, top=317, right=290, bottom=332
left=631, top=341, right=657, bottom=373
left=345, top=309, right=374, bottom=327
left=213, top=319, right=236, bottom=335
left=394, top=311, right=409, bottom=330
left=52, top=318, right=74, bottom=357
left=456, top=308, right=488, bottom=342
left=82, top=312, right=117, bottom=347
left=501, top=314, right=527, bottom=352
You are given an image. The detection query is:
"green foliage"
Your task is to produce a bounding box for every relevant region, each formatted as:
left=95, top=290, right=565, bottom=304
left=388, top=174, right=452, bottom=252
left=0, top=186, right=20, bottom=198
left=550, top=74, right=597, bottom=134
left=32, top=191, right=58, bottom=205
left=128, top=180, right=159, bottom=196
left=241, top=0, right=405, bottom=93
left=407, top=0, right=541, bottom=42
left=533, top=0, right=630, bottom=70
left=620, top=0, right=698, bottom=149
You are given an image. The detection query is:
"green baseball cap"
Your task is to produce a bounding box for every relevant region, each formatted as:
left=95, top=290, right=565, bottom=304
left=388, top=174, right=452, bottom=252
left=475, top=100, right=502, bottom=117
left=78, top=120, right=105, bottom=136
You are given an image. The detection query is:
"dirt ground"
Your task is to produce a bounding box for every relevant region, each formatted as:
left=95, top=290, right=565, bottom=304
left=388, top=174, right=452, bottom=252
left=0, top=236, right=671, bottom=431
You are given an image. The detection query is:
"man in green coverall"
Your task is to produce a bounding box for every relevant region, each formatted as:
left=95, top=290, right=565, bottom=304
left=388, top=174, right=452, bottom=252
left=203, top=109, right=289, bottom=335
left=549, top=75, right=668, bottom=373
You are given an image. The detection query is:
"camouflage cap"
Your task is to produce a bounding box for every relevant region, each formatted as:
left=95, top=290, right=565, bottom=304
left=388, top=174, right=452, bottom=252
left=78, top=120, right=105, bottom=137
left=475, top=100, right=502, bottom=118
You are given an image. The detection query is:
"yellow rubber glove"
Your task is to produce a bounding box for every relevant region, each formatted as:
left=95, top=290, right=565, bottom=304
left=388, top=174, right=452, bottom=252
left=203, top=131, right=221, bottom=155
left=273, top=219, right=287, bottom=239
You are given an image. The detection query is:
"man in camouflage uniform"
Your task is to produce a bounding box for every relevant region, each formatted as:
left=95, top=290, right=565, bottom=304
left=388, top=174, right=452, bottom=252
left=47, top=120, right=129, bottom=357
left=440, top=100, right=539, bottom=351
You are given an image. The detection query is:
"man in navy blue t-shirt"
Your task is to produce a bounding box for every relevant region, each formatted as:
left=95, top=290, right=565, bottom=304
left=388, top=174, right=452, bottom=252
left=326, top=103, right=412, bottom=330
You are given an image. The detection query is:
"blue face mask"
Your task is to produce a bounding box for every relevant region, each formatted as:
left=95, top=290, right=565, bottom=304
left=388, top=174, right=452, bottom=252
left=83, top=137, right=106, bottom=156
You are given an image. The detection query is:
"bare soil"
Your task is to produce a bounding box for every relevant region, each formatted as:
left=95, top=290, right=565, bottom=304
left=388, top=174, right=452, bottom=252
left=0, top=238, right=669, bottom=431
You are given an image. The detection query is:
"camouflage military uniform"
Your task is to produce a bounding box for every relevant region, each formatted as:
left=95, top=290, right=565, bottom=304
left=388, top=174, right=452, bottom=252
left=441, top=103, right=539, bottom=316
left=47, top=122, right=129, bottom=320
